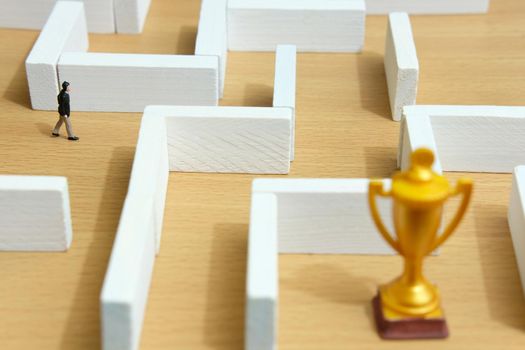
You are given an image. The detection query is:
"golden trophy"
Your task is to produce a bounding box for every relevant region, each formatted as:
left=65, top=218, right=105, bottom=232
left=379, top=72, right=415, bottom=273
left=368, top=148, right=473, bottom=339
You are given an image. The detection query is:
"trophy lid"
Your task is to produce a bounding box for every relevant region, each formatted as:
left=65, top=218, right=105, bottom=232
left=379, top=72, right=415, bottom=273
left=392, top=148, right=451, bottom=206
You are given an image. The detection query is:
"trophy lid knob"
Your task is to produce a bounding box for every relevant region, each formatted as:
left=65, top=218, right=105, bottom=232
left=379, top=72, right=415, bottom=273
left=392, top=148, right=451, bottom=206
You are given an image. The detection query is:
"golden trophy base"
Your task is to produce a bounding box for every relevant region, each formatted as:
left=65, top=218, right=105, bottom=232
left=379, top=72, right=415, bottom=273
left=372, top=293, right=449, bottom=340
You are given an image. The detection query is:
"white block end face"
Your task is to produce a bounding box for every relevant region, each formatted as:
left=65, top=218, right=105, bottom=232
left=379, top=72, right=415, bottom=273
left=246, top=193, right=278, bottom=350
left=365, top=0, right=490, bottom=14
left=227, top=0, right=366, bottom=52
left=101, top=196, right=156, bottom=350
left=508, top=166, right=525, bottom=299
left=195, top=0, right=228, bottom=97
left=273, top=45, right=297, bottom=161
left=114, top=0, right=152, bottom=33
left=385, top=12, right=419, bottom=121
left=26, top=1, right=89, bottom=110
left=166, top=106, right=292, bottom=174
left=0, top=175, right=72, bottom=251
left=57, top=53, right=219, bottom=112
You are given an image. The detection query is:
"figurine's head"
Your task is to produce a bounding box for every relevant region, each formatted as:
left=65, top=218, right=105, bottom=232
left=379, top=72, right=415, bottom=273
left=62, top=81, right=70, bottom=92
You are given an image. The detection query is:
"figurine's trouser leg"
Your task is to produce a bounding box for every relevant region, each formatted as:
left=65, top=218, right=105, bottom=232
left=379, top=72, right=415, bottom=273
left=61, top=115, right=76, bottom=138
left=52, top=116, right=63, bottom=134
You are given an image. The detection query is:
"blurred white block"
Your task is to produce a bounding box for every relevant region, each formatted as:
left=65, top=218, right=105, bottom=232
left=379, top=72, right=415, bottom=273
left=25, top=1, right=89, bottom=110
left=0, top=0, right=114, bottom=33
left=0, top=175, right=73, bottom=251
left=245, top=192, right=278, bottom=350
left=114, top=0, right=151, bottom=33
left=509, top=166, right=525, bottom=299
left=101, top=195, right=156, bottom=350
left=195, top=0, right=228, bottom=97
left=253, top=178, right=395, bottom=254
left=366, top=0, right=490, bottom=14
left=57, top=53, right=219, bottom=112
left=385, top=12, right=418, bottom=121
left=398, top=105, right=525, bottom=173
left=163, top=106, right=292, bottom=174
left=273, top=45, right=297, bottom=160
left=227, top=0, right=366, bottom=52
left=245, top=178, right=395, bottom=350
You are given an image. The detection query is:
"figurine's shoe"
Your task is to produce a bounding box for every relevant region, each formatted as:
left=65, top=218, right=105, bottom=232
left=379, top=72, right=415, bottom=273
left=68, top=136, right=79, bottom=141
left=52, top=132, right=59, bottom=137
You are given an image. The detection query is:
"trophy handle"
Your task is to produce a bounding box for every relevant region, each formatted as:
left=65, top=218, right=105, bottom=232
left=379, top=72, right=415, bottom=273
left=428, top=178, right=473, bottom=253
left=369, top=180, right=402, bottom=254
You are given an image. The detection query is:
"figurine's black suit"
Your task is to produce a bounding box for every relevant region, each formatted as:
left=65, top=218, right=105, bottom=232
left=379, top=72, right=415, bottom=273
left=52, top=81, right=79, bottom=141
left=57, top=90, right=70, bottom=116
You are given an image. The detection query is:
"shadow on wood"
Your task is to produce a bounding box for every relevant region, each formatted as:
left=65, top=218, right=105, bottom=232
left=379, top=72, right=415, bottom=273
left=203, top=223, right=248, bottom=350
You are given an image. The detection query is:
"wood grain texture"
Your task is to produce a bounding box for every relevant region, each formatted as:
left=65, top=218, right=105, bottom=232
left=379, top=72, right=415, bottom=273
left=1, top=0, right=525, bottom=349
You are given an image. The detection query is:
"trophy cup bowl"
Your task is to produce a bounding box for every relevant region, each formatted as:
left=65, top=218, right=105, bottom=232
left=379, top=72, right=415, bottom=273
left=368, top=148, right=473, bottom=339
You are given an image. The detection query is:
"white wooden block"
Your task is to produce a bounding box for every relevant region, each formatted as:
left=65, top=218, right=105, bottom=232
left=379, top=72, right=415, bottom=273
left=57, top=53, right=219, bottom=112
left=127, top=109, right=169, bottom=254
left=227, top=0, right=366, bottom=52
left=100, top=195, right=156, bottom=350
left=253, top=178, right=395, bottom=254
left=114, top=0, right=151, bottom=33
left=195, top=0, right=228, bottom=98
left=25, top=1, right=89, bottom=110
left=399, top=106, right=525, bottom=173
left=385, top=12, right=419, bottom=122
left=0, top=0, right=114, bottom=33
left=273, top=45, right=297, bottom=161
left=164, top=106, right=292, bottom=174
left=0, top=175, right=72, bottom=251
left=245, top=193, right=278, bottom=350
left=246, top=178, right=398, bottom=350
left=508, top=166, right=525, bottom=299
left=366, top=0, right=490, bottom=14
left=398, top=110, right=442, bottom=173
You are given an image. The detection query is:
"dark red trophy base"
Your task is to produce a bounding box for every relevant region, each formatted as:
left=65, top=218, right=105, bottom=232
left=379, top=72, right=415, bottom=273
left=372, top=294, right=449, bottom=340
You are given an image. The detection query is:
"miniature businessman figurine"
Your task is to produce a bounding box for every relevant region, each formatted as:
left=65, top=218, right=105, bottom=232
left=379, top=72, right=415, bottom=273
left=52, top=81, right=79, bottom=141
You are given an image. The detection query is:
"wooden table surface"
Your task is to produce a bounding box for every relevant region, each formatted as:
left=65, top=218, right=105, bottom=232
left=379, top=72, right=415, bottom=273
left=1, top=0, right=525, bottom=349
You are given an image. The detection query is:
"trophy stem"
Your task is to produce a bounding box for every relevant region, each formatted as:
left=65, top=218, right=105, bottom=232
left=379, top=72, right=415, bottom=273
left=401, top=257, right=424, bottom=285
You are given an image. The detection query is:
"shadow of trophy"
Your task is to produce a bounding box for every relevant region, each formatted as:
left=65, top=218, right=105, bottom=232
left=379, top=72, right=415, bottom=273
left=368, top=148, right=473, bottom=339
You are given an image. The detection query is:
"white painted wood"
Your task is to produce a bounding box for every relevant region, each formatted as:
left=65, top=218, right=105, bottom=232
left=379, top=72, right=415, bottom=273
left=366, top=0, right=490, bottom=14
left=114, top=0, right=151, bottom=33
left=508, top=166, right=525, bottom=299
left=57, top=53, right=219, bottom=112
left=0, top=0, right=115, bottom=33
left=128, top=108, right=169, bottom=254
left=246, top=178, right=401, bottom=349
left=164, top=106, right=292, bottom=174
left=273, top=45, right=297, bottom=161
left=398, top=111, right=442, bottom=173
left=0, top=175, right=72, bottom=251
left=245, top=192, right=279, bottom=350
left=25, top=1, right=89, bottom=110
left=100, top=195, right=156, bottom=350
left=227, top=0, right=366, bottom=52
left=195, top=0, right=228, bottom=98
left=399, top=106, right=525, bottom=173
left=384, top=12, right=419, bottom=121
left=253, top=178, right=396, bottom=254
